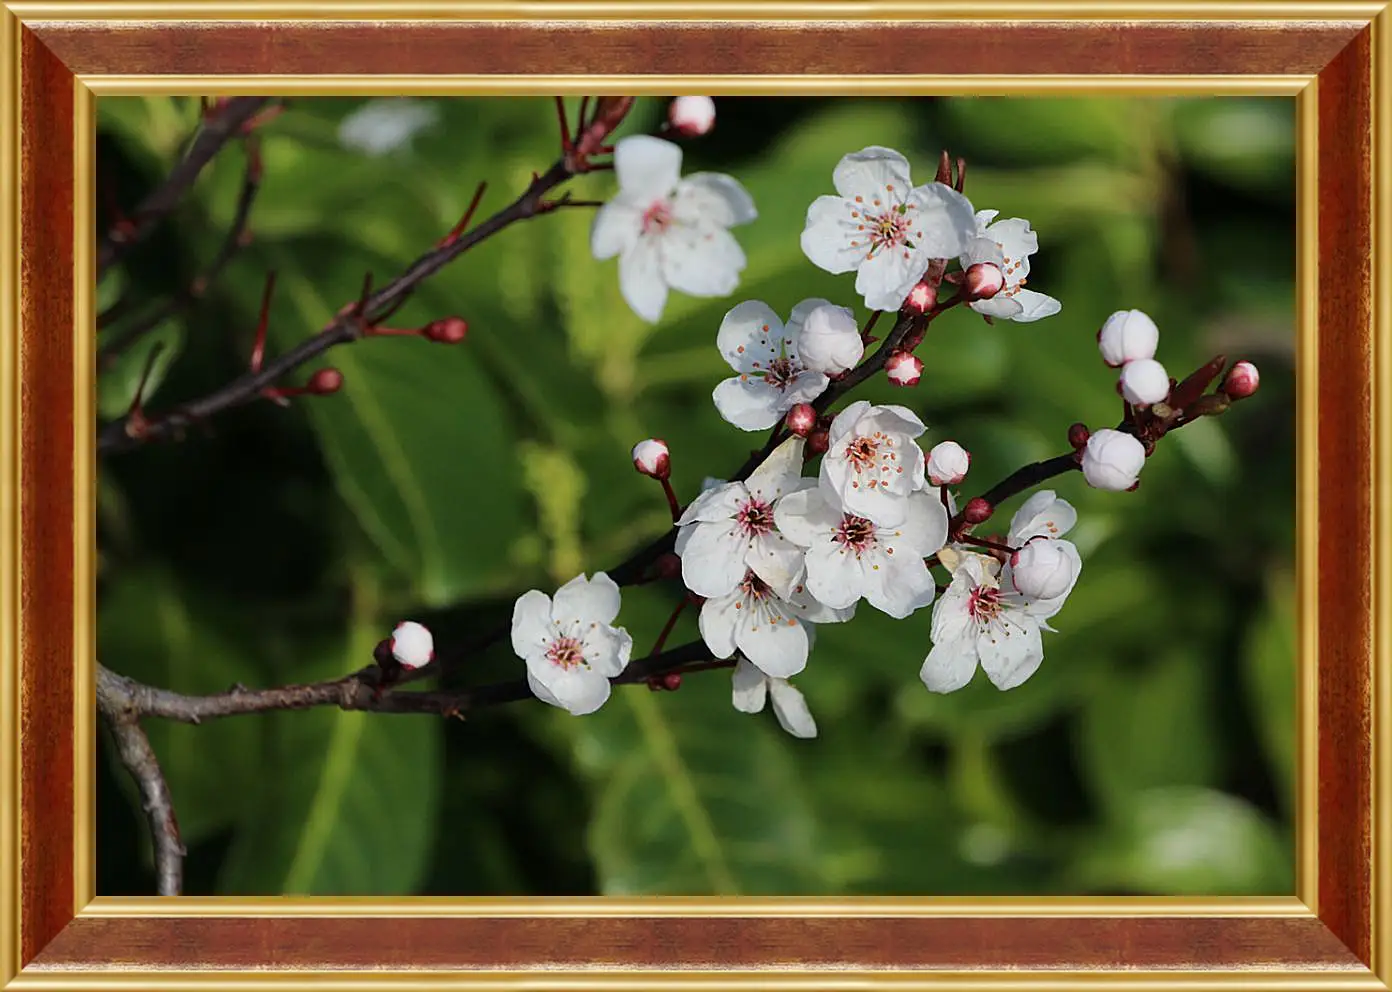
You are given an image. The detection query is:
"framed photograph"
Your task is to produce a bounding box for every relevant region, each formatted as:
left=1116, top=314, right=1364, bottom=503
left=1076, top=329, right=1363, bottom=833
left=2, top=1, right=1389, bottom=988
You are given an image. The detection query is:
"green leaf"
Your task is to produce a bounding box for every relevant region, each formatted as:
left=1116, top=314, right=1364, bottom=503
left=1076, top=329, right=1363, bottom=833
left=216, top=581, right=441, bottom=895
left=97, top=569, right=263, bottom=847
left=1241, top=568, right=1297, bottom=814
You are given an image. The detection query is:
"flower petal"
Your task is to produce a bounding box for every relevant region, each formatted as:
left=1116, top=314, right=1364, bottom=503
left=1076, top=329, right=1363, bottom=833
left=984, top=216, right=1039, bottom=263
left=581, top=622, right=633, bottom=677
left=854, top=244, right=923, bottom=312
left=1008, top=288, right=1062, bottom=323
left=783, top=297, right=838, bottom=359
left=713, top=376, right=785, bottom=431
left=800, top=195, right=868, bottom=275
left=860, top=403, right=927, bottom=438
left=662, top=225, right=746, bottom=298
left=511, top=590, right=556, bottom=658
left=828, top=400, right=871, bottom=444
left=920, top=638, right=979, bottom=693
left=1008, top=490, right=1077, bottom=544
left=619, top=239, right=669, bottom=323
left=677, top=480, right=747, bottom=525
left=552, top=571, right=623, bottom=626
left=737, top=608, right=809, bottom=678
left=716, top=300, right=783, bottom=373
left=672, top=172, right=757, bottom=227
left=590, top=201, right=641, bottom=261
left=550, top=668, right=614, bottom=715
left=768, top=679, right=818, bottom=738
left=833, top=146, right=914, bottom=200
left=747, top=531, right=808, bottom=600
left=614, top=134, right=683, bottom=203
left=969, top=294, right=1025, bottom=320
left=730, top=658, right=768, bottom=713
left=978, top=613, right=1044, bottom=690
left=772, top=487, right=840, bottom=548
left=698, top=592, right=740, bottom=658
left=803, top=540, right=865, bottom=610
left=679, top=520, right=750, bottom=598
left=906, top=182, right=978, bottom=259
left=897, top=490, right=951, bottom=557
left=1018, top=540, right=1083, bottom=620
left=745, top=435, right=807, bottom=504
left=862, top=550, right=935, bottom=619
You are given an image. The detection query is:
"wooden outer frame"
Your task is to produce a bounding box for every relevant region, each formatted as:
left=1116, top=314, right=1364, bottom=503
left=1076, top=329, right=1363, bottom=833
left=0, top=3, right=1389, bottom=989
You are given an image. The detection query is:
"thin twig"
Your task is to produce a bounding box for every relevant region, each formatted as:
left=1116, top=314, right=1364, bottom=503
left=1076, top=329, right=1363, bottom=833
left=98, top=97, right=272, bottom=279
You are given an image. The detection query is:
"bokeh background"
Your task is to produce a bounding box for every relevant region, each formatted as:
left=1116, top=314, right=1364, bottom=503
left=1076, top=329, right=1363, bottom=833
left=95, top=95, right=1297, bottom=897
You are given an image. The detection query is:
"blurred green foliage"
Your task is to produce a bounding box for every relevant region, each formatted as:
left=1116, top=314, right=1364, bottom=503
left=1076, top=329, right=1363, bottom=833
left=95, top=95, right=1296, bottom=897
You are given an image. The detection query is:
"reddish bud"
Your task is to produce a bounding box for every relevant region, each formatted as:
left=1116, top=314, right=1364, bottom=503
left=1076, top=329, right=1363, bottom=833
left=807, top=428, right=830, bottom=455
left=1222, top=361, right=1260, bottom=400
left=308, top=368, right=344, bottom=394
left=1067, top=423, right=1091, bottom=449
left=963, top=497, right=994, bottom=524
left=662, top=672, right=683, bottom=691
left=885, top=352, right=923, bottom=387
left=424, top=316, right=468, bottom=344
left=785, top=403, right=817, bottom=437
left=655, top=552, right=682, bottom=580
left=902, top=280, right=938, bottom=315
left=632, top=438, right=671, bottom=480
left=963, top=262, right=1005, bottom=301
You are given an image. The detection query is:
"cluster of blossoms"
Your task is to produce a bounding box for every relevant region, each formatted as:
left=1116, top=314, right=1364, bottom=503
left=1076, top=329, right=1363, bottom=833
left=382, top=99, right=1260, bottom=740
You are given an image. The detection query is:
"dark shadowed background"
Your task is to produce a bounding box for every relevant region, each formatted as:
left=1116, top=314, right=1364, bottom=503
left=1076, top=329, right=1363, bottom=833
left=95, top=95, right=1297, bottom=896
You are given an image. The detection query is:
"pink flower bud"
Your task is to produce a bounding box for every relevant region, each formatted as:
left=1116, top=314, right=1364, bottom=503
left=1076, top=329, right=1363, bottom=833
left=1097, top=309, right=1159, bottom=367
left=903, top=280, right=938, bottom=314
left=1223, top=361, right=1260, bottom=399
left=796, top=303, right=862, bottom=374
left=885, top=351, right=923, bottom=387
left=632, top=438, right=671, bottom=480
left=926, top=440, right=970, bottom=486
left=1081, top=429, right=1146, bottom=491
left=963, top=497, right=993, bottom=524
left=424, top=316, right=468, bottom=343
left=1009, top=540, right=1074, bottom=601
left=390, top=621, right=434, bottom=669
left=1119, top=358, right=1171, bottom=406
left=963, top=262, right=1005, bottom=301
left=668, top=96, right=716, bottom=136
left=785, top=403, right=817, bottom=437
left=308, top=368, right=344, bottom=394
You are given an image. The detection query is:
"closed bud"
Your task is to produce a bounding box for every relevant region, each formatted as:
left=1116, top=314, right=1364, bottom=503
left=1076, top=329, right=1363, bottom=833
left=1119, top=358, right=1171, bottom=407
left=885, top=351, right=923, bottom=387
left=1067, top=422, right=1090, bottom=449
left=424, top=316, right=468, bottom=343
left=1081, top=428, right=1146, bottom=491
left=308, top=368, right=344, bottom=394
left=668, top=96, right=716, bottom=136
left=785, top=403, right=817, bottom=437
left=662, top=672, right=683, bottom=691
left=797, top=303, right=863, bottom=374
left=926, top=440, right=970, bottom=486
left=632, top=438, right=671, bottom=480
left=963, top=262, right=1005, bottom=301
left=807, top=428, right=830, bottom=455
left=1009, top=540, right=1074, bottom=600
left=390, top=621, right=434, bottom=669
left=903, top=280, right=937, bottom=314
left=1222, top=360, right=1260, bottom=399
left=1097, top=309, right=1159, bottom=367
left=963, top=497, right=994, bottom=524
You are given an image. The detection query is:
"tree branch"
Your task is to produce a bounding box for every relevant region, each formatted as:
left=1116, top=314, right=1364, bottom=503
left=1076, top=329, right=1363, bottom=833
left=98, top=97, right=272, bottom=280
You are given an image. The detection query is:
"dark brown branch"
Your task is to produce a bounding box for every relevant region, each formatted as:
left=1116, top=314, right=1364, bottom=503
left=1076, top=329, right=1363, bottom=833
left=98, top=139, right=264, bottom=363
left=98, top=160, right=575, bottom=456
left=96, top=681, right=185, bottom=896
left=98, top=97, right=272, bottom=279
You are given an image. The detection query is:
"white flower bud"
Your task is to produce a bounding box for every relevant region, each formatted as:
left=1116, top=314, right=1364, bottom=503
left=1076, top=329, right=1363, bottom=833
left=1097, top=309, right=1159, bottom=367
left=1009, top=540, right=1074, bottom=600
left=885, top=351, right=923, bottom=387
left=632, top=438, right=671, bottom=480
left=668, top=96, right=716, bottom=136
left=1081, top=429, right=1146, bottom=491
left=926, top=440, right=970, bottom=486
left=391, top=621, right=434, bottom=669
left=796, top=303, right=863, bottom=374
left=1119, top=358, right=1171, bottom=406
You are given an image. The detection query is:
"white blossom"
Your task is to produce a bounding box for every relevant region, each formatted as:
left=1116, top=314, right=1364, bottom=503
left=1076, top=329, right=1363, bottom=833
left=795, top=303, right=863, bottom=375
left=390, top=621, right=434, bottom=669
left=699, top=569, right=853, bottom=679
left=1098, top=309, right=1160, bottom=367
left=774, top=487, right=948, bottom=618
left=338, top=98, right=439, bottom=156
left=800, top=146, right=976, bottom=311
left=1081, top=429, right=1146, bottom=491
left=1119, top=358, right=1171, bottom=406
left=926, top=440, right=970, bottom=486
left=1001, top=491, right=1082, bottom=607
left=958, top=210, right=1061, bottom=322
left=674, top=436, right=808, bottom=599
left=818, top=400, right=929, bottom=527
left=591, top=135, right=755, bottom=324
left=731, top=658, right=816, bottom=738
left=712, top=300, right=831, bottom=430
left=512, top=572, right=633, bottom=715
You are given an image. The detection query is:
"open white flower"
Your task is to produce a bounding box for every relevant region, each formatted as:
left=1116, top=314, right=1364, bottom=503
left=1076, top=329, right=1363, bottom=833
left=512, top=572, right=633, bottom=715
left=800, top=147, right=976, bottom=312
left=338, top=98, right=440, bottom=156
left=675, top=436, right=809, bottom=599
left=920, top=553, right=1058, bottom=694
left=700, top=569, right=853, bottom=679
left=819, top=400, right=929, bottom=527
left=712, top=300, right=831, bottom=430
left=775, top=487, right=948, bottom=618
left=731, top=658, right=817, bottom=738
left=958, top=210, right=1061, bottom=323
left=591, top=135, right=756, bottom=324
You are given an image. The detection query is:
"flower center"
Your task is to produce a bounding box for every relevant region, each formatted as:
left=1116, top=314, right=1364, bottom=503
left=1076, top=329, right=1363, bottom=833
left=869, top=207, right=912, bottom=253
left=833, top=514, right=877, bottom=556
left=739, top=570, right=773, bottom=600
left=845, top=435, right=881, bottom=472
left=967, top=586, right=1002, bottom=623
left=545, top=636, right=586, bottom=670
left=642, top=200, right=673, bottom=235
left=735, top=498, right=775, bottom=538
left=762, top=356, right=798, bottom=389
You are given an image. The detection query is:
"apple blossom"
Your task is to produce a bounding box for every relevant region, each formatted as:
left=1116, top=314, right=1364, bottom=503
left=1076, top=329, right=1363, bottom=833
left=819, top=400, right=929, bottom=527
left=390, top=621, right=434, bottom=669
left=338, top=98, right=440, bottom=156
left=731, top=658, right=817, bottom=738
left=775, top=487, right=948, bottom=618
left=1081, top=428, right=1146, bottom=491
left=699, top=569, right=854, bottom=678
left=591, top=135, right=756, bottom=323
left=512, top=572, right=633, bottom=716
left=885, top=352, right=923, bottom=387
left=712, top=300, right=831, bottom=430
left=926, top=440, right=970, bottom=486
left=674, top=435, right=809, bottom=599
left=668, top=95, right=716, bottom=136
left=631, top=438, right=671, bottom=479
left=796, top=303, right=864, bottom=375
left=1097, top=309, right=1160, bottom=367
left=958, top=210, right=1061, bottom=322
left=1223, top=361, right=1260, bottom=399
left=800, top=146, right=977, bottom=311
left=1119, top=358, right=1171, bottom=407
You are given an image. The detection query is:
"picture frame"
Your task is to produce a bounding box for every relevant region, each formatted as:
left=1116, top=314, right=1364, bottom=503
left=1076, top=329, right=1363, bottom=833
left=2, top=1, right=1389, bottom=987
